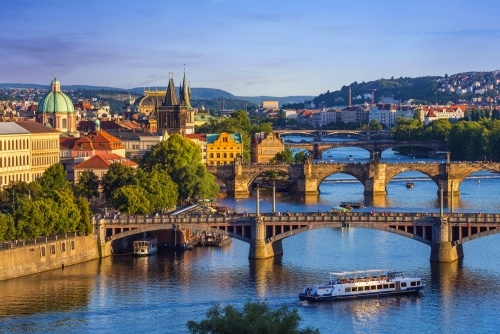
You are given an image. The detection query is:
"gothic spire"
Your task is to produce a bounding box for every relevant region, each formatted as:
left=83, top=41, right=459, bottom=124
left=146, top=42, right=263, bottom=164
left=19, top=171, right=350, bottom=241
left=164, top=72, right=178, bottom=106
left=180, top=69, right=192, bottom=109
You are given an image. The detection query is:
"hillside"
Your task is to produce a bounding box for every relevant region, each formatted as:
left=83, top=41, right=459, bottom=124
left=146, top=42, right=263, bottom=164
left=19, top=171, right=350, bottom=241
left=283, top=70, right=500, bottom=108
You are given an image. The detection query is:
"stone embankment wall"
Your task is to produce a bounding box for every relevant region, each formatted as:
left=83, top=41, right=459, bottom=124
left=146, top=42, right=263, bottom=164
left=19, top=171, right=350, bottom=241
left=0, top=235, right=99, bottom=281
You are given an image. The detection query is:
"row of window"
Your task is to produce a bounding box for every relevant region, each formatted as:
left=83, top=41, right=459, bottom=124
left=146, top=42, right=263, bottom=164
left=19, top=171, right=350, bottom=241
left=33, top=155, right=58, bottom=167
left=209, top=153, right=235, bottom=159
left=344, top=281, right=420, bottom=292
left=0, top=155, right=30, bottom=168
left=40, top=240, right=75, bottom=257
left=33, top=140, right=59, bottom=151
left=0, top=138, right=29, bottom=151
left=0, top=173, right=30, bottom=185
left=207, top=160, right=231, bottom=166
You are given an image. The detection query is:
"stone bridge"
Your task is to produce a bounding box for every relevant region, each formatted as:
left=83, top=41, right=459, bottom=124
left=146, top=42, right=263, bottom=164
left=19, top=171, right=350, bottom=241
left=95, top=211, right=500, bottom=263
left=285, top=140, right=446, bottom=159
left=206, top=160, right=500, bottom=198
left=275, top=129, right=391, bottom=141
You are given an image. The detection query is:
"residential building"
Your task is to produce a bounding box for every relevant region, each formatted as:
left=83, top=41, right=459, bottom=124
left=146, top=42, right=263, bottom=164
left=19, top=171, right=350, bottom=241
left=262, top=101, right=279, bottom=110
left=206, top=132, right=243, bottom=166
left=73, top=154, right=138, bottom=186
left=106, top=128, right=167, bottom=160
left=250, top=132, right=284, bottom=163
left=0, top=123, right=32, bottom=187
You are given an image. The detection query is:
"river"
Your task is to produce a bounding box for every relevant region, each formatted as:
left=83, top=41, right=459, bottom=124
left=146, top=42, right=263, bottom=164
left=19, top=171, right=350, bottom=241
left=1, top=139, right=500, bottom=333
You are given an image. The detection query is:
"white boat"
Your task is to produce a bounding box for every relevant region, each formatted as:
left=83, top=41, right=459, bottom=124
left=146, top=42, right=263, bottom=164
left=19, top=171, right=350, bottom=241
left=133, top=237, right=158, bottom=256
left=299, top=270, right=424, bottom=301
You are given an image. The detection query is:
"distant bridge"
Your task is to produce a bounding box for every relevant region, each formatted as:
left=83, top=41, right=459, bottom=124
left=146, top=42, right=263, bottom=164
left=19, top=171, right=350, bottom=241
left=285, top=140, right=446, bottom=159
left=274, top=129, right=391, bottom=141
left=96, top=211, right=500, bottom=263
left=207, top=160, right=500, bottom=198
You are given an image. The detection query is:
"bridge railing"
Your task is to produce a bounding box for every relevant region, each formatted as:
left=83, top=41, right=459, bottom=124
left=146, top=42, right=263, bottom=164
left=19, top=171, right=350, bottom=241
left=102, top=212, right=500, bottom=227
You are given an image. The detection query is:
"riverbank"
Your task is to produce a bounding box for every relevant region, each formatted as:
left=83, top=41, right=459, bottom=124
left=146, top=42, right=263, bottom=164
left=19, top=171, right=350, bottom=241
left=0, top=234, right=99, bottom=281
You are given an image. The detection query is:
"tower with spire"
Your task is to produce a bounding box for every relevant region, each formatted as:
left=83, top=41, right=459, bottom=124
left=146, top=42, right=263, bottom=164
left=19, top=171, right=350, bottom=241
left=155, top=70, right=195, bottom=136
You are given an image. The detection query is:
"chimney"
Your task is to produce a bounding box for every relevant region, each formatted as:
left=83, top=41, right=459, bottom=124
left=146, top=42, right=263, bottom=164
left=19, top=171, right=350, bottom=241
left=349, top=87, right=352, bottom=107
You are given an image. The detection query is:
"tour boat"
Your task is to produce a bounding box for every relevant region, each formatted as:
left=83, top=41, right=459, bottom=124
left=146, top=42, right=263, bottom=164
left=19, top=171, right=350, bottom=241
left=133, top=237, right=158, bottom=256
left=299, top=270, right=425, bottom=301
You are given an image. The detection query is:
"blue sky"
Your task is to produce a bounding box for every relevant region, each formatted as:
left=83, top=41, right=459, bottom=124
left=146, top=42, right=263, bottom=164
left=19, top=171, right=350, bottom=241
left=1, top=0, right=499, bottom=96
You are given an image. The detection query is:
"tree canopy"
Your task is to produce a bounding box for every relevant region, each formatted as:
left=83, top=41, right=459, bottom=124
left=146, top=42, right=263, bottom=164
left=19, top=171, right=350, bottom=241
left=186, top=301, right=319, bottom=334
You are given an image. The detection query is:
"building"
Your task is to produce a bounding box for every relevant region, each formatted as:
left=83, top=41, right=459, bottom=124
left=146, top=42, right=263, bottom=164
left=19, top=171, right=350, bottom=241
left=15, top=121, right=60, bottom=181
left=36, top=76, right=77, bottom=134
left=0, top=123, right=32, bottom=187
left=72, top=154, right=138, bottom=186
left=155, top=72, right=195, bottom=136
left=262, top=101, right=279, bottom=110
left=250, top=132, right=284, bottom=163
left=206, top=132, right=243, bottom=166
left=312, top=111, right=338, bottom=128
left=0, top=122, right=60, bottom=187
left=106, top=127, right=167, bottom=160
left=186, top=134, right=207, bottom=164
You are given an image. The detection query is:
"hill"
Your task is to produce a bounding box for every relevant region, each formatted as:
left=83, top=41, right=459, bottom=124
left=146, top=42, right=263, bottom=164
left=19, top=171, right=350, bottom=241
left=293, top=70, right=500, bottom=108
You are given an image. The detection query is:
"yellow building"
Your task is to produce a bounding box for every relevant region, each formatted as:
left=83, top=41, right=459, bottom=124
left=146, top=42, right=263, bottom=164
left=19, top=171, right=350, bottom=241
left=15, top=122, right=60, bottom=181
left=262, top=101, right=279, bottom=109
left=0, top=122, right=60, bottom=187
left=206, top=132, right=243, bottom=166
left=250, top=132, right=284, bottom=163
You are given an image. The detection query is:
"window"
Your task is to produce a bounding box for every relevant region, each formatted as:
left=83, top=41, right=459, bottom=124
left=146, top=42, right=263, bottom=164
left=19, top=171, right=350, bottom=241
left=352, top=287, right=357, bottom=292
left=217, top=153, right=220, bottom=158
left=383, top=284, right=389, bottom=289
left=40, top=246, right=46, bottom=257
left=61, top=242, right=66, bottom=252
left=71, top=240, right=75, bottom=250
left=51, top=244, right=56, bottom=255
left=410, top=281, right=416, bottom=287
left=371, top=285, right=377, bottom=290
left=223, top=153, right=227, bottom=158
left=390, top=283, right=395, bottom=288
left=210, top=153, right=213, bottom=158
left=345, top=287, right=351, bottom=292
left=401, top=282, right=407, bottom=288
left=358, top=286, right=364, bottom=291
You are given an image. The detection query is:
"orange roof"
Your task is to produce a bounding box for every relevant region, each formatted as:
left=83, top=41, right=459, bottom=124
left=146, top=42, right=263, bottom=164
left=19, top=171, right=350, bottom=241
left=73, top=154, right=138, bottom=170
left=186, top=134, right=206, bottom=142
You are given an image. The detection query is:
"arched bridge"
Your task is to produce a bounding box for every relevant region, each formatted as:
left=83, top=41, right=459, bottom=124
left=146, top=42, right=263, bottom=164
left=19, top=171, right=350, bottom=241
left=285, top=140, right=446, bottom=159
left=207, top=160, right=500, bottom=198
left=275, top=129, right=391, bottom=140
left=95, top=211, right=500, bottom=263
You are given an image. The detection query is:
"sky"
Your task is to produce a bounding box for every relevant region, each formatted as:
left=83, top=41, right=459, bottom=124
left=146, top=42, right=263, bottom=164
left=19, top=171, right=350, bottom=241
left=1, top=0, right=499, bottom=96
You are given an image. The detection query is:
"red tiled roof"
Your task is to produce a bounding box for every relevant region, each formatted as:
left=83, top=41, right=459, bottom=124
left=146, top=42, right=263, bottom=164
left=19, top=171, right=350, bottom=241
left=73, top=154, right=138, bottom=170
left=186, top=134, right=206, bottom=142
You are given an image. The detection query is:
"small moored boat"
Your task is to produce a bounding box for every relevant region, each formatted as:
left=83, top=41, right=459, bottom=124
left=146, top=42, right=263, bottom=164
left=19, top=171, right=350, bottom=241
left=133, top=237, right=158, bottom=256
left=299, top=270, right=425, bottom=302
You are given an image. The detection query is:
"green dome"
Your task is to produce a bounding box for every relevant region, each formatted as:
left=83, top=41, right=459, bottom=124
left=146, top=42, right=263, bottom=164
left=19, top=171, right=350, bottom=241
left=37, top=77, right=74, bottom=114
left=37, top=91, right=75, bottom=113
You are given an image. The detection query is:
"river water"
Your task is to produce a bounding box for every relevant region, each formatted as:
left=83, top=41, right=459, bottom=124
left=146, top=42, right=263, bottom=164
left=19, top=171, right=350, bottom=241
left=1, top=139, right=500, bottom=333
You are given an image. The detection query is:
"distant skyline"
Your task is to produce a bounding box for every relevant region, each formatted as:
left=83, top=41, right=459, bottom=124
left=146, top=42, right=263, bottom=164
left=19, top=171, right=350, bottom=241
left=1, top=0, right=499, bottom=96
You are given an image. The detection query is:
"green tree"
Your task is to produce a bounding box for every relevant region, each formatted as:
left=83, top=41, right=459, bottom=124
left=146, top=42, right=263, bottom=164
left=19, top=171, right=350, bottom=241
left=38, top=163, right=70, bottom=196
left=75, top=170, right=100, bottom=200
left=0, top=214, right=15, bottom=242
left=112, top=185, right=152, bottom=215
left=141, top=134, right=201, bottom=173
left=294, top=151, right=308, bottom=163
left=53, top=189, right=81, bottom=234
left=75, top=196, right=92, bottom=235
left=101, top=163, right=138, bottom=200
left=186, top=301, right=319, bottom=334
left=142, top=167, right=178, bottom=211
left=173, top=164, right=219, bottom=202
left=12, top=196, right=44, bottom=240
left=368, top=119, right=383, bottom=131
left=271, top=148, right=294, bottom=164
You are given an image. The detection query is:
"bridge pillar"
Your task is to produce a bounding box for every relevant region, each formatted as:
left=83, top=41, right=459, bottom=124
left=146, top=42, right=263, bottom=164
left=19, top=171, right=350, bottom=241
left=436, top=178, right=461, bottom=198
left=363, top=162, right=387, bottom=196
left=248, top=217, right=283, bottom=259
left=294, top=162, right=319, bottom=196
left=313, top=143, right=322, bottom=159
left=430, top=217, right=464, bottom=262
left=95, top=218, right=109, bottom=258
left=226, top=176, right=251, bottom=198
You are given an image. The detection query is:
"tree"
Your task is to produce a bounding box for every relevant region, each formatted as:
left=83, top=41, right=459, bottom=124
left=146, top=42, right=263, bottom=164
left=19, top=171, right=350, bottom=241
left=142, top=167, right=178, bottom=211
left=100, top=163, right=138, bottom=200
left=75, top=170, right=100, bottom=200
left=368, top=119, right=383, bottom=131
left=186, top=301, right=319, bottom=334
left=294, top=151, right=308, bottom=163
left=271, top=148, right=294, bottom=164
left=38, top=163, right=70, bottom=196
left=112, top=185, right=152, bottom=215
left=141, top=134, right=201, bottom=174
left=53, top=189, right=81, bottom=234
left=0, top=213, right=15, bottom=242
left=172, top=164, right=219, bottom=202
left=75, top=196, right=92, bottom=235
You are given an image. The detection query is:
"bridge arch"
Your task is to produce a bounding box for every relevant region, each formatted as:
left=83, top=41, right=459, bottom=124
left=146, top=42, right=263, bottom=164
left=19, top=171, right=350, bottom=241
left=106, top=224, right=252, bottom=244
left=456, top=167, right=500, bottom=185
left=246, top=167, right=292, bottom=192
left=265, top=223, right=431, bottom=246
left=384, top=168, right=440, bottom=189
left=316, top=170, right=366, bottom=194
left=452, top=228, right=500, bottom=246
